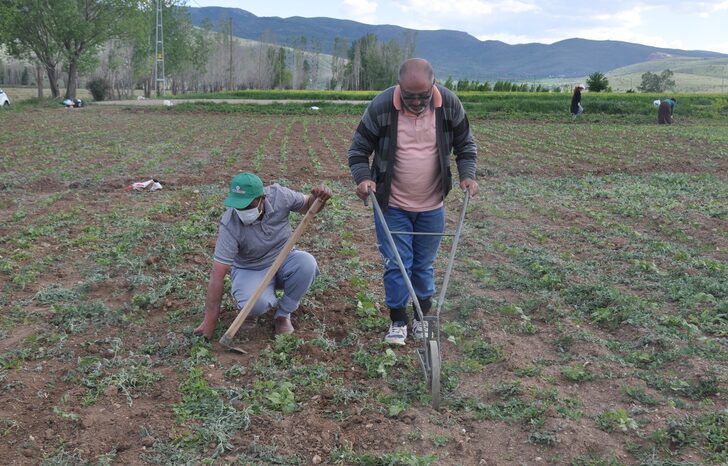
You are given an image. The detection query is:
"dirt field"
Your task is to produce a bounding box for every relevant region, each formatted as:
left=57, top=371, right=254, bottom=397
left=0, top=105, right=726, bottom=465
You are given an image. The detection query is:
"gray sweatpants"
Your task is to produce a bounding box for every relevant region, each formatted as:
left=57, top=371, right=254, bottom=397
left=230, top=249, right=319, bottom=319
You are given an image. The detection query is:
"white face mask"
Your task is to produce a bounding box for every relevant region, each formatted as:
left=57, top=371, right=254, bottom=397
left=236, top=203, right=262, bottom=225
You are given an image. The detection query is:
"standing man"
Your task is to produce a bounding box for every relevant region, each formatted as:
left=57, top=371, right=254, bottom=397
left=194, top=172, right=332, bottom=340
left=348, top=58, right=479, bottom=345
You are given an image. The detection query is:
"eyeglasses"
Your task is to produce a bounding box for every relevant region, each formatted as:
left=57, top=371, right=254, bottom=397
left=400, top=87, right=433, bottom=102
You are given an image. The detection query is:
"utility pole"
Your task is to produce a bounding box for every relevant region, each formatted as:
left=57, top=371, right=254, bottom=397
left=155, top=0, right=166, bottom=96
left=228, top=17, right=233, bottom=91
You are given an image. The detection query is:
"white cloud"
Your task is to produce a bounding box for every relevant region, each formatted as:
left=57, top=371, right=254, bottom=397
left=395, top=0, right=537, bottom=18
left=695, top=0, right=728, bottom=17
left=565, top=25, right=676, bottom=49
left=591, top=5, right=648, bottom=28
left=476, top=32, right=541, bottom=44
left=716, top=43, right=728, bottom=53
left=341, top=0, right=378, bottom=22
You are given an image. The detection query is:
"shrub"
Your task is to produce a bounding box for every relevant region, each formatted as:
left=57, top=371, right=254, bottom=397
left=87, top=77, right=111, bottom=101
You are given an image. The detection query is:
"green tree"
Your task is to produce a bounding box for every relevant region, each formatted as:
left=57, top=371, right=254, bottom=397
left=20, top=66, right=30, bottom=85
left=0, top=0, right=143, bottom=99
left=129, top=2, right=210, bottom=97
left=638, top=69, right=675, bottom=92
left=638, top=71, right=660, bottom=92
left=329, top=36, right=348, bottom=90
left=344, top=33, right=406, bottom=90
left=59, top=0, right=144, bottom=99
left=0, top=0, right=65, bottom=97
left=163, top=4, right=211, bottom=93
left=586, top=71, right=609, bottom=92
left=268, top=47, right=290, bottom=89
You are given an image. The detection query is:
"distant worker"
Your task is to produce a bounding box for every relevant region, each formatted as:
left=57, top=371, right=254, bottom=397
left=570, top=85, right=585, bottom=121
left=657, top=98, right=677, bottom=124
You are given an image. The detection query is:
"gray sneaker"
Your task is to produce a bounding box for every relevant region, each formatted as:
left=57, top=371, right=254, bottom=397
left=384, top=321, right=407, bottom=345
left=412, top=319, right=429, bottom=339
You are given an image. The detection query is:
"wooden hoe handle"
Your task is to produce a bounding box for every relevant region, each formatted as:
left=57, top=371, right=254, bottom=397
left=219, top=197, right=324, bottom=347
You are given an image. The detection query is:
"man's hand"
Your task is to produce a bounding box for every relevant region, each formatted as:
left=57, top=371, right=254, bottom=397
left=301, top=185, right=333, bottom=213
left=311, top=185, right=333, bottom=203
left=460, top=178, right=479, bottom=198
left=356, top=180, right=376, bottom=201
left=193, top=261, right=231, bottom=340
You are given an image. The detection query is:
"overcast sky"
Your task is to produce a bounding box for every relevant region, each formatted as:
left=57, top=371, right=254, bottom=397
left=186, top=1, right=728, bottom=54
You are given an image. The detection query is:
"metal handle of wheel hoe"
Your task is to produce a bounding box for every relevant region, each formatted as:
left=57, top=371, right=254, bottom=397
left=366, top=187, right=471, bottom=322
left=435, top=187, right=470, bottom=318
left=367, top=188, right=426, bottom=320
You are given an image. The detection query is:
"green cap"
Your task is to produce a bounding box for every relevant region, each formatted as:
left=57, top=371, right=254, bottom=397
left=223, top=172, right=264, bottom=209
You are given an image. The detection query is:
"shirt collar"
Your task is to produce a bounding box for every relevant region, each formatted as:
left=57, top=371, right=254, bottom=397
left=393, top=84, right=442, bottom=112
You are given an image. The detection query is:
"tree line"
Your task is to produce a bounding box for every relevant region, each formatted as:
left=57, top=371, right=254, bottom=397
left=0, top=1, right=681, bottom=100
left=0, top=0, right=417, bottom=100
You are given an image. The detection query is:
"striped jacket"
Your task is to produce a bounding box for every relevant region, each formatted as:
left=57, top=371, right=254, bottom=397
left=348, top=84, right=478, bottom=209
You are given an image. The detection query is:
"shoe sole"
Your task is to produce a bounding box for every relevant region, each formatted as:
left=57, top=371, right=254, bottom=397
left=384, top=338, right=406, bottom=346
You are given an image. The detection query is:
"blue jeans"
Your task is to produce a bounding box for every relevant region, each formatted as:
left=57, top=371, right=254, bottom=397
left=230, top=250, right=319, bottom=319
left=374, top=206, right=444, bottom=315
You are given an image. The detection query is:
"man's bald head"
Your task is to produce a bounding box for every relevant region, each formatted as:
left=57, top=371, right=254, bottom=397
left=399, top=58, right=434, bottom=84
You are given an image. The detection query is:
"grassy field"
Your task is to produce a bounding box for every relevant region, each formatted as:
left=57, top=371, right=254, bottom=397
left=167, top=90, right=728, bottom=123
left=0, top=99, right=726, bottom=465
left=534, top=57, right=728, bottom=93
left=607, top=57, right=728, bottom=93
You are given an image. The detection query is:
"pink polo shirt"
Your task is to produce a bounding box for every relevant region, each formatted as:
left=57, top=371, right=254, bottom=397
left=388, top=85, right=444, bottom=212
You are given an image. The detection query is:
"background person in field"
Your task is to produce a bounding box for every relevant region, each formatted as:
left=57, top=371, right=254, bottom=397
left=348, top=58, right=479, bottom=346
left=658, top=97, right=677, bottom=124
left=570, top=84, right=585, bottom=121
left=194, top=172, right=332, bottom=339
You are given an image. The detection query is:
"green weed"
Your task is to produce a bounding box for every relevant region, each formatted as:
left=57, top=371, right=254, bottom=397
left=355, top=292, right=388, bottom=331
left=353, top=347, right=398, bottom=379
left=330, top=445, right=437, bottom=466
left=560, top=364, right=594, bottom=382
left=595, top=409, right=638, bottom=433
left=461, top=339, right=502, bottom=367
left=173, top=367, right=251, bottom=457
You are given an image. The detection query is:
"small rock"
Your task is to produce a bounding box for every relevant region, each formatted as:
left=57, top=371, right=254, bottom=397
left=142, top=437, right=155, bottom=448
left=365, top=423, right=373, bottom=428
left=312, top=454, right=322, bottom=464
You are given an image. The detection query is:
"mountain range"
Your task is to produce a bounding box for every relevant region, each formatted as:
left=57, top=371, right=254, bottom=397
left=188, top=6, right=727, bottom=82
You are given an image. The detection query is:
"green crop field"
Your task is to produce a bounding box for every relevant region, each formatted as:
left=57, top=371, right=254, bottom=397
left=0, top=97, right=726, bottom=465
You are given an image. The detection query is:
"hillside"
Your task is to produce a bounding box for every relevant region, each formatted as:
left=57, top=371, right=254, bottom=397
left=189, top=6, right=727, bottom=82
left=606, top=57, right=728, bottom=92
